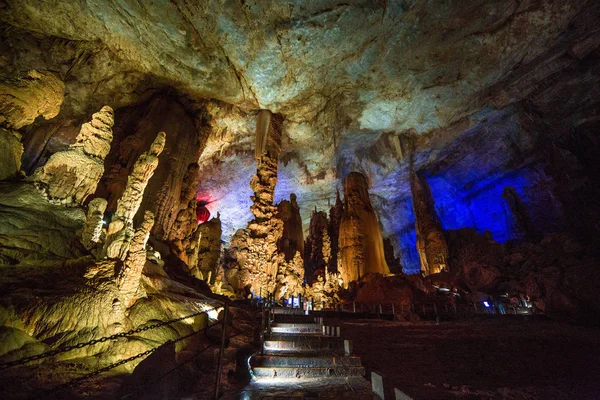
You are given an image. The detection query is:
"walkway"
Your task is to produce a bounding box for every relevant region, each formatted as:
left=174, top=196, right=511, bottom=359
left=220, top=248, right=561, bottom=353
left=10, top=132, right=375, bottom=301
left=238, top=308, right=376, bottom=399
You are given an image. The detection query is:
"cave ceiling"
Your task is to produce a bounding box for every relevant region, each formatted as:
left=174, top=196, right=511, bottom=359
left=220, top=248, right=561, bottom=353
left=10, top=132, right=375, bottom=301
left=2, top=0, right=599, bottom=246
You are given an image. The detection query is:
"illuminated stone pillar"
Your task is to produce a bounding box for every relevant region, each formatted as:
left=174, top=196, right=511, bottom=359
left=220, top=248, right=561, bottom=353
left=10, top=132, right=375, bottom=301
left=339, top=172, right=390, bottom=285
left=410, top=170, right=449, bottom=275
left=104, top=131, right=166, bottom=260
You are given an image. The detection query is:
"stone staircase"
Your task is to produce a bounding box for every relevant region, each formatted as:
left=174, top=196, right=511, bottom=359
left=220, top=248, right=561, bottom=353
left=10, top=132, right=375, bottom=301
left=244, top=308, right=375, bottom=398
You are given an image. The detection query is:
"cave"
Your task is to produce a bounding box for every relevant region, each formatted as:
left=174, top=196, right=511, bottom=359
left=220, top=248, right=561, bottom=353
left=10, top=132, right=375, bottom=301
left=1, top=1, right=600, bottom=399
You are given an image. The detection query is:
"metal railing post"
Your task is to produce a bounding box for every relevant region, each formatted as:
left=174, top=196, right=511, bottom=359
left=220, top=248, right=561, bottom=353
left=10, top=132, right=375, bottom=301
left=214, top=303, right=229, bottom=400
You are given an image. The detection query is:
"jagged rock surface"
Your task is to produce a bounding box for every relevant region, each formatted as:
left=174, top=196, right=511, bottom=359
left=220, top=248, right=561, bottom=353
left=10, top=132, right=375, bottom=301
left=79, top=197, right=107, bottom=250
left=117, top=210, right=154, bottom=308
left=104, top=131, right=165, bottom=260
left=410, top=171, right=449, bottom=275
left=276, top=193, right=304, bottom=261
left=339, top=172, right=390, bottom=285
left=0, top=70, right=64, bottom=130
left=32, top=106, right=114, bottom=206
left=0, top=129, right=23, bottom=180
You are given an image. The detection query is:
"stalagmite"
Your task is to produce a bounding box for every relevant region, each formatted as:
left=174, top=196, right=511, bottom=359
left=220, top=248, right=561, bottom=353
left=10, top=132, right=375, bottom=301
left=79, top=197, right=108, bottom=250
left=33, top=106, right=114, bottom=205
left=188, top=214, right=222, bottom=282
left=304, top=210, right=329, bottom=281
left=410, top=170, right=449, bottom=275
left=277, top=193, right=304, bottom=261
left=327, top=190, right=343, bottom=273
left=104, top=131, right=166, bottom=260
left=224, top=112, right=284, bottom=297
left=339, top=172, right=390, bottom=285
left=117, top=210, right=155, bottom=308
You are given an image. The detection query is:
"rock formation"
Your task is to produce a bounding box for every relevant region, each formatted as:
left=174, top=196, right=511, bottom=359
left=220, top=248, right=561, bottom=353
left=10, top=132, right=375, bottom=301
left=276, top=193, right=304, bottom=261
left=117, top=210, right=154, bottom=308
left=79, top=197, right=108, bottom=250
left=304, top=210, right=329, bottom=282
left=327, top=190, right=343, bottom=274
left=338, top=172, right=390, bottom=285
left=410, top=170, right=449, bottom=276
left=0, top=128, right=23, bottom=180
left=104, top=131, right=166, bottom=260
left=223, top=112, right=286, bottom=297
left=96, top=95, right=208, bottom=242
left=188, top=215, right=222, bottom=283
left=33, top=106, right=114, bottom=206
left=0, top=70, right=64, bottom=130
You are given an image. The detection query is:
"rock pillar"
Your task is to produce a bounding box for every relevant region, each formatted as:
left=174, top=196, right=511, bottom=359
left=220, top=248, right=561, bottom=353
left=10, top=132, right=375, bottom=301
left=304, top=210, right=329, bottom=282
left=117, top=210, right=155, bottom=308
left=410, top=171, right=448, bottom=275
left=277, top=193, right=304, bottom=261
left=33, top=106, right=114, bottom=205
left=104, top=131, right=166, bottom=260
left=339, top=172, right=390, bottom=285
left=80, top=197, right=108, bottom=250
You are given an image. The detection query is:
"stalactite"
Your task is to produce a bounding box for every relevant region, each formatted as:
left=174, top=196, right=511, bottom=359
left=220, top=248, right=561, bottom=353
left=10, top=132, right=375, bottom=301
left=255, top=109, right=271, bottom=160
left=103, top=131, right=166, bottom=260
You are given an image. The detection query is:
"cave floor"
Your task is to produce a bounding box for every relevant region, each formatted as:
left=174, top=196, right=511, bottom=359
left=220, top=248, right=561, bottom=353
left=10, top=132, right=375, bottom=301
left=324, top=316, right=600, bottom=400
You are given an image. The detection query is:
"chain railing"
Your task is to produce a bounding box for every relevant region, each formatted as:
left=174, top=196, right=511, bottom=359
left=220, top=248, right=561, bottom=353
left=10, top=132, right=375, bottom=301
left=0, top=305, right=221, bottom=371
left=4, top=301, right=263, bottom=400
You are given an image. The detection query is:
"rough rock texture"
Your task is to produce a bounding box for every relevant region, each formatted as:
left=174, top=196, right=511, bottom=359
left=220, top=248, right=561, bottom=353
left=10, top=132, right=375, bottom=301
left=276, top=193, right=304, bottom=262
left=410, top=170, right=449, bottom=275
left=32, top=106, right=114, bottom=206
left=304, top=210, right=329, bottom=283
left=0, top=128, right=23, bottom=180
left=117, top=210, right=154, bottom=308
left=0, top=182, right=85, bottom=264
left=79, top=197, right=107, bottom=250
left=0, top=70, right=64, bottom=130
left=223, top=114, right=287, bottom=297
left=95, top=96, right=208, bottom=243
left=104, top=131, right=165, bottom=260
left=188, top=215, right=222, bottom=283
left=339, top=172, right=390, bottom=285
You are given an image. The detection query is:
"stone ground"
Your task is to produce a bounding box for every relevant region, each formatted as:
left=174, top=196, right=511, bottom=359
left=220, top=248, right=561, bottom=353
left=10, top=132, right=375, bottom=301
left=326, top=316, right=600, bottom=400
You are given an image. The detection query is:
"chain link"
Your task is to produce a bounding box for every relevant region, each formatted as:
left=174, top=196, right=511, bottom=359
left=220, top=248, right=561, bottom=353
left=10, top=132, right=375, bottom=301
left=0, top=305, right=221, bottom=371
left=31, top=319, right=222, bottom=400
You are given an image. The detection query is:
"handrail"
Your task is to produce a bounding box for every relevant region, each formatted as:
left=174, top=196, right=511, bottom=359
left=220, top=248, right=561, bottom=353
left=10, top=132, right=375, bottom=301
left=0, top=305, right=222, bottom=371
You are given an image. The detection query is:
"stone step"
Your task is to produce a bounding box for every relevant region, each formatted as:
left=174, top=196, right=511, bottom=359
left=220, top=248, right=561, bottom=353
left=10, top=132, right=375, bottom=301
left=252, top=355, right=362, bottom=368
left=272, top=308, right=305, bottom=315
left=252, top=366, right=366, bottom=379
left=270, top=325, right=322, bottom=334
left=272, top=315, right=317, bottom=324
left=271, top=322, right=321, bottom=329
left=264, top=337, right=345, bottom=352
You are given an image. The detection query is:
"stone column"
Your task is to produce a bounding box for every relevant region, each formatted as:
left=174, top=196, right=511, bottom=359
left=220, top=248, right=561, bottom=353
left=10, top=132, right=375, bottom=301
left=277, top=193, right=304, bottom=261
left=117, top=210, right=155, bottom=308
left=410, top=171, right=449, bottom=275
left=339, top=172, right=390, bottom=285
left=104, top=131, right=166, bottom=260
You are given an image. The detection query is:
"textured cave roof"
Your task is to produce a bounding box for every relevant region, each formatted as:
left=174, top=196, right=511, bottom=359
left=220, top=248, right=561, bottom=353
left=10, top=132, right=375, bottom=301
left=1, top=0, right=599, bottom=242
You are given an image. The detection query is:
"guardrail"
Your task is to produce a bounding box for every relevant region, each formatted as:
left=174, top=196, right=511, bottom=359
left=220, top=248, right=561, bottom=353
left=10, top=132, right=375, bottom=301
left=1, top=302, right=261, bottom=400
